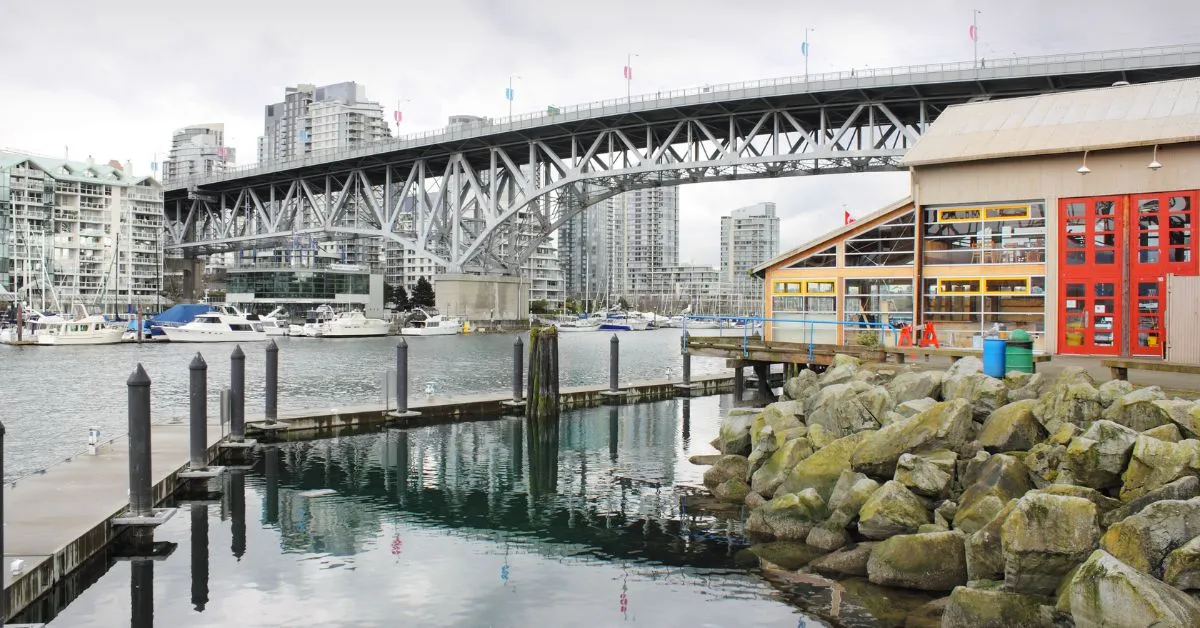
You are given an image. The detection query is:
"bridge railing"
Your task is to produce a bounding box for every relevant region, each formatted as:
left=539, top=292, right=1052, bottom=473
left=169, top=42, right=1200, bottom=190
left=680, top=314, right=900, bottom=363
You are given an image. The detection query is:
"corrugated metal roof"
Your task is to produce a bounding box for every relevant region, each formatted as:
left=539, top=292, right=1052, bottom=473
left=0, top=151, right=158, bottom=186
left=752, top=196, right=914, bottom=276
left=902, top=77, right=1200, bottom=167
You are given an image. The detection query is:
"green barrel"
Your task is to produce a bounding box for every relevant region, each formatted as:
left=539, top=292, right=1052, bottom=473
left=1005, top=329, right=1035, bottom=374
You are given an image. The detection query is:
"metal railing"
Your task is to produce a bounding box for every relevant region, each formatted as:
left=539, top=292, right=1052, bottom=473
left=681, top=313, right=900, bottom=363
left=166, top=42, right=1200, bottom=190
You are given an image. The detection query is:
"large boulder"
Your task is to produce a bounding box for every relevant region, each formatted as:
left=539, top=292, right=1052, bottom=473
left=750, top=436, right=813, bottom=498
left=778, top=431, right=873, bottom=501
left=945, top=372, right=1010, bottom=422
left=1144, top=423, right=1183, bottom=442
left=866, top=531, right=967, bottom=591
left=702, top=455, right=751, bottom=504
left=857, top=480, right=931, bottom=539
left=941, top=585, right=1064, bottom=628
left=1103, top=476, right=1200, bottom=528
left=1100, top=498, right=1200, bottom=578
left=964, top=499, right=1019, bottom=581
left=977, top=399, right=1045, bottom=452
left=850, top=399, right=974, bottom=478
left=1163, top=535, right=1200, bottom=591
left=1000, top=492, right=1101, bottom=594
left=1056, top=419, right=1139, bottom=490
left=894, top=452, right=952, bottom=498
left=1033, top=369, right=1103, bottom=434
left=1062, top=550, right=1200, bottom=627
left=818, top=356, right=860, bottom=386
left=804, top=381, right=882, bottom=437
left=1006, top=372, right=1047, bottom=403
left=717, top=412, right=756, bottom=455
left=953, top=454, right=1036, bottom=534
left=758, top=400, right=804, bottom=435
left=744, top=488, right=826, bottom=540
left=808, top=542, right=875, bottom=577
left=1156, top=399, right=1200, bottom=438
left=781, top=368, right=819, bottom=403
left=1022, top=441, right=1066, bottom=485
left=1119, top=436, right=1200, bottom=501
left=1097, top=378, right=1136, bottom=407
left=806, top=471, right=880, bottom=550
left=885, top=369, right=943, bottom=403
left=1101, top=386, right=1170, bottom=431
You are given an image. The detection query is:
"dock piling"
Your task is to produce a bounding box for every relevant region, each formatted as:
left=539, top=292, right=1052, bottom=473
left=188, top=353, right=208, bottom=470
left=391, top=339, right=420, bottom=419
left=1, top=419, right=5, bottom=623
left=609, top=334, right=619, bottom=393
left=128, top=364, right=153, bottom=518
left=525, top=326, right=560, bottom=421
left=512, top=336, right=524, bottom=403
left=230, top=345, right=245, bottom=442
left=265, top=340, right=278, bottom=425
left=682, top=346, right=692, bottom=386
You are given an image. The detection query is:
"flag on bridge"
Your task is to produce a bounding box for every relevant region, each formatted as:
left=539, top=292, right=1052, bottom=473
left=968, top=24, right=978, bottom=42
left=801, top=41, right=809, bottom=57
left=505, top=87, right=514, bottom=101
left=844, top=210, right=855, bottom=225
left=623, top=65, right=632, bottom=80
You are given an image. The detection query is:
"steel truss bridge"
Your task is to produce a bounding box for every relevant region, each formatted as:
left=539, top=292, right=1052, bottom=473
left=164, top=44, right=1200, bottom=274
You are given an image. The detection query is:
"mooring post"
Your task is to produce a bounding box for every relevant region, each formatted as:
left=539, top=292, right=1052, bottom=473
left=512, top=336, right=524, bottom=403
left=609, top=333, right=620, bottom=392
left=396, top=338, right=409, bottom=414
left=0, top=419, right=5, bottom=625
left=525, top=326, right=561, bottom=421
left=230, top=345, right=245, bottom=442
left=265, top=339, right=278, bottom=425
left=681, top=333, right=692, bottom=386
left=131, top=556, right=154, bottom=628
left=128, top=364, right=153, bottom=518
left=189, top=353, right=208, bottom=470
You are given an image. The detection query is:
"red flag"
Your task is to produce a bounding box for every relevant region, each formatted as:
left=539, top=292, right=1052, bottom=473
left=968, top=25, right=978, bottom=41
left=623, top=66, right=632, bottom=80
left=844, top=210, right=855, bottom=225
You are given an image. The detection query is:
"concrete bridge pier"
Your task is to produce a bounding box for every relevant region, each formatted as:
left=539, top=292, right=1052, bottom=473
left=435, top=273, right=529, bottom=325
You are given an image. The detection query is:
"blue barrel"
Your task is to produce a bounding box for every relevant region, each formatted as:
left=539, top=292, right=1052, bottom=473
left=983, top=338, right=1007, bottom=378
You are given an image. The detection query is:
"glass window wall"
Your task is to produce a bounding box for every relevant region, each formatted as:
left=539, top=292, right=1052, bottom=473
left=923, top=202, right=1046, bottom=265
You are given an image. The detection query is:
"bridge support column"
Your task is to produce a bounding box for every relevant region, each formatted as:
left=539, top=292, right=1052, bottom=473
left=434, top=273, right=529, bottom=327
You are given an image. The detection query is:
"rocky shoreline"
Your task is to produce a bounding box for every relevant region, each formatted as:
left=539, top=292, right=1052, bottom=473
left=700, top=355, right=1200, bottom=627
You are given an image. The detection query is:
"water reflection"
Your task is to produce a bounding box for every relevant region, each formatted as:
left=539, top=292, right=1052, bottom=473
left=36, top=397, right=808, bottom=627
left=130, top=558, right=153, bottom=628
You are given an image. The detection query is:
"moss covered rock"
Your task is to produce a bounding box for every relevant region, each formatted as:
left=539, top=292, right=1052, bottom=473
left=1119, top=436, right=1200, bottom=501
left=978, top=399, right=1044, bottom=453
left=1144, top=422, right=1183, bottom=442
left=805, top=381, right=882, bottom=437
left=866, top=530, right=967, bottom=591
left=750, top=436, right=813, bottom=498
left=953, top=454, right=1035, bottom=534
left=717, top=412, right=756, bottom=455
left=1100, top=498, right=1200, bottom=578
left=1101, top=386, right=1170, bottom=432
left=850, top=399, right=974, bottom=479
left=965, top=498, right=1018, bottom=582
left=781, top=368, right=819, bottom=403
left=894, top=452, right=952, bottom=498
left=778, top=431, right=873, bottom=501
left=941, top=585, right=1064, bottom=628
left=857, top=480, right=931, bottom=539
left=1163, top=534, right=1200, bottom=591
left=885, top=369, right=943, bottom=404
left=1033, top=370, right=1103, bottom=434
left=1103, top=476, right=1200, bottom=528
left=702, top=455, right=748, bottom=490
left=1097, top=378, right=1135, bottom=407
left=1063, top=549, right=1200, bottom=627
left=1056, top=419, right=1138, bottom=490
left=1156, top=399, right=1200, bottom=439
left=1000, top=492, right=1100, bottom=595
left=808, top=542, right=875, bottom=577
left=744, top=488, right=826, bottom=540
left=747, top=540, right=828, bottom=570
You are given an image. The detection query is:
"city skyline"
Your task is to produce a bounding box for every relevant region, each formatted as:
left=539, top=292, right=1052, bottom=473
left=1, top=1, right=1196, bottom=267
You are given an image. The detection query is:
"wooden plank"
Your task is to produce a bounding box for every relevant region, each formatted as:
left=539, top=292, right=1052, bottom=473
left=1100, top=359, right=1200, bottom=375
left=881, top=347, right=1050, bottom=362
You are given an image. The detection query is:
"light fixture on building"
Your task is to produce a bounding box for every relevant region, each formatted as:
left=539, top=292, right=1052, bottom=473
left=1077, top=150, right=1091, bottom=175
left=1148, top=144, right=1163, bottom=170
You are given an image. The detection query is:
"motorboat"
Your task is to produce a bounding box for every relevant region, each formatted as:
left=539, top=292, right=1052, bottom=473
left=596, top=310, right=649, bottom=332
left=305, top=309, right=389, bottom=338
left=36, top=305, right=125, bottom=345
left=0, top=310, right=64, bottom=343
left=300, top=305, right=337, bottom=337
left=399, top=307, right=462, bottom=336
left=242, top=306, right=288, bottom=336
left=159, top=311, right=268, bottom=343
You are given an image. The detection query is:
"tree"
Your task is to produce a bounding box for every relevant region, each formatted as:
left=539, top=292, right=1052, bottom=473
left=385, top=283, right=410, bottom=311
left=530, top=299, right=551, bottom=315
left=411, top=276, right=436, bottom=308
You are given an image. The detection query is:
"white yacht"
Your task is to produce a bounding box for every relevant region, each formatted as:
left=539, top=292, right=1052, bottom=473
left=305, top=309, right=389, bottom=338
left=242, top=307, right=287, bottom=336
left=299, top=305, right=337, bottom=337
left=399, top=307, right=462, bottom=336
left=554, top=316, right=601, bottom=333
left=0, top=310, right=64, bottom=343
left=159, top=311, right=268, bottom=343
left=36, top=305, right=125, bottom=345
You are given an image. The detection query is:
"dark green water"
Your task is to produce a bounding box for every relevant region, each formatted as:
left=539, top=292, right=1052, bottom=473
left=33, top=397, right=816, bottom=627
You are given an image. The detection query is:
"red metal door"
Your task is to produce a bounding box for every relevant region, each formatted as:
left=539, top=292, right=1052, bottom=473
left=1129, top=192, right=1199, bottom=356
left=1059, top=196, right=1124, bottom=355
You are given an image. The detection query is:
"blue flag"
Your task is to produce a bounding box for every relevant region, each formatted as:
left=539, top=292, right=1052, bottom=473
left=505, top=87, right=514, bottom=101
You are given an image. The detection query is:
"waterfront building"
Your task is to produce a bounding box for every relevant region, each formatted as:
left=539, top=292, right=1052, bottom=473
left=755, top=77, right=1200, bottom=358
left=559, top=186, right=679, bottom=301
left=162, top=123, right=234, bottom=183
left=223, top=254, right=385, bottom=318
left=0, top=151, right=164, bottom=311
left=256, top=81, right=390, bottom=165
left=720, top=202, right=779, bottom=298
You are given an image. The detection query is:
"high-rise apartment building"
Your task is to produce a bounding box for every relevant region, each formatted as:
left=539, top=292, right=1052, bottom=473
left=0, top=151, right=164, bottom=310
left=559, top=186, right=679, bottom=301
left=162, top=123, right=235, bottom=183
left=720, top=202, right=780, bottom=297
left=256, top=82, right=391, bottom=164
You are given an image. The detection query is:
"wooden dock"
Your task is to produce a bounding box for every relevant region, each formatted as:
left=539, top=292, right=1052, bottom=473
left=2, top=373, right=736, bottom=621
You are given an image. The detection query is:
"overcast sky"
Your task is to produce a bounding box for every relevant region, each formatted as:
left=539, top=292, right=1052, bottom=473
left=2, top=0, right=1198, bottom=266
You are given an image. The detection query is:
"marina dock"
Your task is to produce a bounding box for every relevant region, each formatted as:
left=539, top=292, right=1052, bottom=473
left=1, top=372, right=736, bottom=621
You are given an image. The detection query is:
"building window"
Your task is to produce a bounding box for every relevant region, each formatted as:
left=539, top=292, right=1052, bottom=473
left=844, top=211, right=916, bottom=266
left=786, top=245, right=836, bottom=268
left=922, top=276, right=1046, bottom=349
left=923, top=201, right=1046, bottom=265
left=843, top=279, right=914, bottom=340
left=770, top=277, right=838, bottom=343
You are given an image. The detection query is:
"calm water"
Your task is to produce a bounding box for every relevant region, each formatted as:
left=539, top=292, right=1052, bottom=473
left=30, top=398, right=811, bottom=627
left=0, top=329, right=727, bottom=479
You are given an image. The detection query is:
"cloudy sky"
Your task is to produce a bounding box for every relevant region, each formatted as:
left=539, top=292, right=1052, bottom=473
left=2, top=0, right=1198, bottom=266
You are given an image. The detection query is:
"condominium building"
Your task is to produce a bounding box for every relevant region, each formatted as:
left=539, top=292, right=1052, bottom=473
left=162, top=123, right=235, bottom=183
left=559, top=186, right=679, bottom=301
left=256, top=81, right=391, bottom=165
left=720, top=202, right=780, bottom=297
left=0, top=151, right=164, bottom=311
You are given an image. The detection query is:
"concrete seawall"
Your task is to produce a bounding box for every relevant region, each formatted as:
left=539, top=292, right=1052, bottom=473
left=2, top=373, right=735, bottom=621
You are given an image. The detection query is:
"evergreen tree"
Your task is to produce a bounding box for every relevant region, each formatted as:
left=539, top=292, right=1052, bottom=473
left=411, top=276, right=436, bottom=308
left=385, top=284, right=411, bottom=311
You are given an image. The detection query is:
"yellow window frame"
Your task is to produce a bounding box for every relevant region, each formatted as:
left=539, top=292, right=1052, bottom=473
left=773, top=278, right=838, bottom=296
left=936, top=203, right=1032, bottom=224
left=933, top=276, right=1035, bottom=296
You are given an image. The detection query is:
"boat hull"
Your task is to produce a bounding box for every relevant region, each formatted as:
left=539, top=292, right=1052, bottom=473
left=37, top=328, right=126, bottom=345
left=313, top=322, right=390, bottom=338
left=556, top=324, right=600, bottom=332
left=399, top=326, right=461, bottom=336
left=160, top=327, right=268, bottom=343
